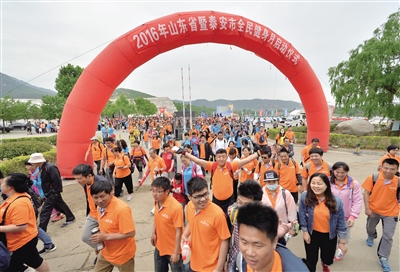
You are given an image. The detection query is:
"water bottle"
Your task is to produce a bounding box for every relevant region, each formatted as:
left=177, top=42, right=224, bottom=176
left=334, top=248, right=343, bottom=260
left=182, top=242, right=191, bottom=261
left=91, top=227, right=104, bottom=251
left=284, top=233, right=291, bottom=242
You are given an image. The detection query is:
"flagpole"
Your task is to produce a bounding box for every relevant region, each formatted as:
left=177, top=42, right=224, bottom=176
left=181, top=68, right=186, bottom=131
left=188, top=64, right=192, bottom=128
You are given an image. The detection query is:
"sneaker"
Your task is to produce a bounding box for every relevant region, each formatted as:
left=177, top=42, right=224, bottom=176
left=379, top=257, right=390, bottom=272
left=61, top=219, right=76, bottom=228
left=322, top=264, right=330, bottom=272
left=51, top=213, right=64, bottom=222
left=38, top=244, right=57, bottom=254
left=366, top=237, right=374, bottom=247
left=127, top=194, right=133, bottom=201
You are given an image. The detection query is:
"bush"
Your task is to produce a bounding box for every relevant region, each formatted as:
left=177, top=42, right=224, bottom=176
left=0, top=135, right=57, bottom=146
left=0, top=149, right=57, bottom=176
left=0, top=141, right=53, bottom=160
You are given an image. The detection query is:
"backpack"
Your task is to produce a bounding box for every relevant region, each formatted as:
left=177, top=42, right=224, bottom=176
left=256, top=160, right=275, bottom=180
left=123, top=154, right=135, bottom=173
left=26, top=187, right=42, bottom=218
left=210, top=161, right=234, bottom=189
left=259, top=132, right=265, bottom=143
left=182, top=163, right=199, bottom=178
left=90, top=142, right=104, bottom=154
left=371, top=173, right=400, bottom=201
left=305, top=162, right=333, bottom=176
left=278, top=158, right=298, bottom=171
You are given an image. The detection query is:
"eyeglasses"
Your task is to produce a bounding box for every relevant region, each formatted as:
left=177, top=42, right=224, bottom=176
left=151, top=189, right=166, bottom=194
left=191, top=191, right=209, bottom=200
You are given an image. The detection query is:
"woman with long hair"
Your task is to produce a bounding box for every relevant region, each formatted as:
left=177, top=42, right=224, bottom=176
left=119, top=139, right=130, bottom=156
left=112, top=146, right=134, bottom=201
left=0, top=173, right=51, bottom=272
left=330, top=162, right=362, bottom=260
left=299, top=173, right=347, bottom=272
left=239, top=147, right=257, bottom=183
left=275, top=128, right=286, bottom=145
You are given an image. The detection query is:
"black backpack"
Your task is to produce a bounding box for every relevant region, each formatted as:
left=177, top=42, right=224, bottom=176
left=26, top=187, right=42, bottom=218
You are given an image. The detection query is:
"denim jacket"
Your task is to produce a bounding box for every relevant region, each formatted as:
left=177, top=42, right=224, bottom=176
left=298, top=192, right=347, bottom=240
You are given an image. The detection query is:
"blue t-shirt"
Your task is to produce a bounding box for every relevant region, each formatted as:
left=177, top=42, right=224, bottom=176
left=108, top=127, right=114, bottom=135
left=182, top=162, right=195, bottom=195
left=33, top=168, right=45, bottom=199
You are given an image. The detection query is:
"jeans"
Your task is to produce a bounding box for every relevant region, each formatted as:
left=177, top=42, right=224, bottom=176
left=38, top=227, right=53, bottom=248
left=154, top=247, right=183, bottom=272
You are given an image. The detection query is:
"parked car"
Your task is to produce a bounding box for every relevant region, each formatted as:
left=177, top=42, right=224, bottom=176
left=8, top=122, right=27, bottom=130
left=0, top=125, right=11, bottom=133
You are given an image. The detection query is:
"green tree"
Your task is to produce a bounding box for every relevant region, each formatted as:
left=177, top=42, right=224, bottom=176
left=134, top=97, right=157, bottom=116
left=41, top=95, right=65, bottom=120
left=28, top=104, right=43, bottom=120
left=0, top=96, right=18, bottom=132
left=55, top=63, right=84, bottom=99
left=14, top=100, right=31, bottom=121
left=114, top=94, right=136, bottom=116
left=102, top=101, right=116, bottom=117
left=328, top=11, right=400, bottom=119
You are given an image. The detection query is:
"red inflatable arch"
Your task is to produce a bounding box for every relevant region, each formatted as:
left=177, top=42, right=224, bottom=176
left=57, top=10, right=329, bottom=177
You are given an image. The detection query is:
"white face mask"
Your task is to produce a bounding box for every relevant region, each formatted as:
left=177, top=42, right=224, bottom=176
left=266, top=183, right=279, bottom=191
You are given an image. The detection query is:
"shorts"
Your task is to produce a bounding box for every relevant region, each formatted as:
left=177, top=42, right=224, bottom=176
left=6, top=236, right=43, bottom=271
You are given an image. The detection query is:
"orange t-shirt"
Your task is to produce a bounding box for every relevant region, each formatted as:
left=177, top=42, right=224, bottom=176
left=274, top=160, right=300, bottom=192
left=301, top=144, right=320, bottom=163
left=362, top=173, right=400, bottom=216
left=313, top=199, right=330, bottom=233
left=239, top=158, right=257, bottom=182
left=226, top=147, right=239, bottom=157
left=154, top=196, right=184, bottom=256
left=101, top=146, right=116, bottom=164
left=0, top=193, right=38, bottom=251
left=152, top=138, right=161, bottom=149
left=85, top=182, right=97, bottom=219
left=186, top=201, right=231, bottom=271
left=246, top=250, right=282, bottom=272
left=301, top=161, right=331, bottom=180
left=148, top=155, right=167, bottom=181
left=265, top=187, right=281, bottom=208
left=97, top=196, right=136, bottom=265
left=379, top=153, right=400, bottom=168
left=143, top=132, right=150, bottom=142
left=255, top=161, right=275, bottom=188
left=285, top=131, right=295, bottom=142
left=113, top=154, right=131, bottom=178
left=199, top=143, right=207, bottom=159
left=205, top=161, right=239, bottom=200
left=88, top=142, right=104, bottom=161
left=130, top=146, right=146, bottom=158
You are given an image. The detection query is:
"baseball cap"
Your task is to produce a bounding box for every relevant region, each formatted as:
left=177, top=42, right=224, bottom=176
left=263, top=170, right=279, bottom=181
left=90, top=136, right=98, bottom=141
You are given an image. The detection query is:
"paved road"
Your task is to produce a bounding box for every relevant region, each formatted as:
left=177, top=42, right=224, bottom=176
left=1, top=130, right=399, bottom=272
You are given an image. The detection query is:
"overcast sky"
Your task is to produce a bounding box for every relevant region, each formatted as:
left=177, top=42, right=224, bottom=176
left=1, top=1, right=398, bottom=105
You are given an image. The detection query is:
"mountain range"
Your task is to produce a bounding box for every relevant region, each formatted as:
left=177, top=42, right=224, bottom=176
left=0, top=72, right=303, bottom=110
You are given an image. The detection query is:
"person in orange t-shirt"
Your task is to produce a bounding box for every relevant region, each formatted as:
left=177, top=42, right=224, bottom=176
left=85, top=136, right=105, bottom=175
left=0, top=173, right=50, bottom=272
left=151, top=134, right=162, bottom=155
left=301, top=138, right=320, bottom=166
left=90, top=179, right=136, bottom=272
left=377, top=144, right=400, bottom=171
left=285, top=126, right=296, bottom=143
left=363, top=158, right=399, bottom=270
left=235, top=202, right=309, bottom=272
left=254, top=152, right=275, bottom=188
left=72, top=164, right=110, bottom=263
left=100, top=137, right=117, bottom=184
left=181, top=177, right=231, bottom=272
left=274, top=149, right=301, bottom=203
left=151, top=177, right=184, bottom=271
left=147, top=148, right=167, bottom=182
left=143, top=131, right=150, bottom=149
left=112, top=146, right=133, bottom=201
left=301, top=147, right=332, bottom=193
left=181, top=148, right=259, bottom=214
left=239, top=147, right=258, bottom=183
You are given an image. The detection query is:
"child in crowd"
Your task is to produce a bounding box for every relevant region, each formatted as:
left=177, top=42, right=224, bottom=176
left=171, top=173, right=186, bottom=219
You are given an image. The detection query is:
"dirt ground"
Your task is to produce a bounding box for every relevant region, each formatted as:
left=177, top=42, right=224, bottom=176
left=32, top=140, right=400, bottom=272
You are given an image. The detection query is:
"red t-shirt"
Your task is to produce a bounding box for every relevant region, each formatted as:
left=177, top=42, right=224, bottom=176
left=161, top=151, right=174, bottom=172
left=172, top=181, right=186, bottom=204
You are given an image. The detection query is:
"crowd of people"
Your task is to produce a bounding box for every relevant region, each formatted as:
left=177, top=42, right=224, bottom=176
left=0, top=115, right=399, bottom=272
